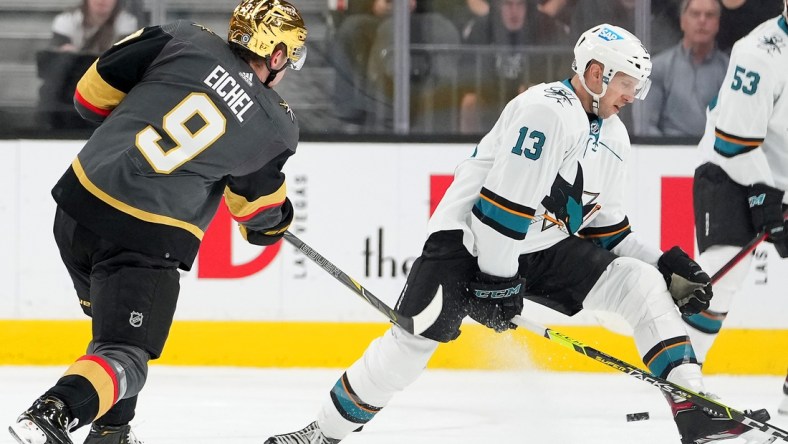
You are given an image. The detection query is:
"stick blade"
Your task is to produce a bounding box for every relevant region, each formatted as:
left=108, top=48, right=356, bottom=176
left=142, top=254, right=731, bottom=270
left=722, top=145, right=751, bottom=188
left=410, top=285, right=444, bottom=335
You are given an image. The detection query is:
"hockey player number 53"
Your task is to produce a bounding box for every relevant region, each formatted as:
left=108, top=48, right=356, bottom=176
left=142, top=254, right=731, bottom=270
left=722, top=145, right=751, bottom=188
left=511, top=126, right=545, bottom=160
left=136, top=93, right=227, bottom=174
left=730, top=65, right=760, bottom=95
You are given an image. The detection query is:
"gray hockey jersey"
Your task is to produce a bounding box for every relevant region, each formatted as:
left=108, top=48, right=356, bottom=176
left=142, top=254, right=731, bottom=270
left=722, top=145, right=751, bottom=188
left=53, top=20, right=299, bottom=270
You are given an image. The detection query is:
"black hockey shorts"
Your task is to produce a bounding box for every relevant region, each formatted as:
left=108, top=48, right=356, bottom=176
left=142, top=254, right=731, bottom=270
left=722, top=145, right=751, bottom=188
left=693, top=162, right=755, bottom=254
left=53, top=207, right=181, bottom=359
left=518, top=235, right=617, bottom=316
left=395, top=230, right=617, bottom=342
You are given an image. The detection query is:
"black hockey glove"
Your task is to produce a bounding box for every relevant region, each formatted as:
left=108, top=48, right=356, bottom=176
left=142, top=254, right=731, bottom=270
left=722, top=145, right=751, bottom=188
left=466, top=272, right=526, bottom=332
left=657, top=246, right=713, bottom=315
left=767, top=221, right=788, bottom=258
left=243, top=198, right=294, bottom=246
left=748, top=183, right=788, bottom=258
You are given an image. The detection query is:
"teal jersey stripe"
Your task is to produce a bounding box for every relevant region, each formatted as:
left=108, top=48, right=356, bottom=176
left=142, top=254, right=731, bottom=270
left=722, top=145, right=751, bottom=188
left=708, top=95, right=718, bottom=111
left=474, top=197, right=531, bottom=235
left=592, top=229, right=630, bottom=250
left=714, top=137, right=751, bottom=156
left=647, top=343, right=697, bottom=378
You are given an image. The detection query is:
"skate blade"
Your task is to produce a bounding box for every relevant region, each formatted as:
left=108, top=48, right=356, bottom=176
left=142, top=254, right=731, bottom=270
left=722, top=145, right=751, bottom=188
left=8, top=420, right=46, bottom=444
left=740, top=428, right=778, bottom=444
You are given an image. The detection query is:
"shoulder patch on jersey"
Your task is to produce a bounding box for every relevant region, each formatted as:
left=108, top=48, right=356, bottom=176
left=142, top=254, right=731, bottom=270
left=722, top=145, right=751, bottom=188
left=280, top=99, right=295, bottom=122
left=543, top=85, right=576, bottom=107
left=757, top=34, right=785, bottom=55
left=191, top=23, right=217, bottom=36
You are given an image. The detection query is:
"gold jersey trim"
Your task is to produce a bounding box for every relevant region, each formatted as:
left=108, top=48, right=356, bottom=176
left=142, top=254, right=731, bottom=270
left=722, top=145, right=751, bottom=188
left=224, top=182, right=287, bottom=220
left=72, top=158, right=204, bottom=239
left=75, top=61, right=127, bottom=112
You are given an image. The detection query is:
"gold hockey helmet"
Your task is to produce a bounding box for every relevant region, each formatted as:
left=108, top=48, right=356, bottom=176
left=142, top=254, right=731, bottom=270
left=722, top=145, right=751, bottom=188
left=228, top=0, right=308, bottom=70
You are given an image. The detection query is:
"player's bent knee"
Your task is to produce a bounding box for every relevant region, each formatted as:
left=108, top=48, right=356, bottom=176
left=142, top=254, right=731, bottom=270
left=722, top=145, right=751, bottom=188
left=602, top=257, right=675, bottom=326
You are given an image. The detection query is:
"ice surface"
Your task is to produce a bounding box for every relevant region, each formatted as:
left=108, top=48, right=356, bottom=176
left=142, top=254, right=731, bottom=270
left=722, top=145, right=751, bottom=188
left=1, top=366, right=786, bottom=444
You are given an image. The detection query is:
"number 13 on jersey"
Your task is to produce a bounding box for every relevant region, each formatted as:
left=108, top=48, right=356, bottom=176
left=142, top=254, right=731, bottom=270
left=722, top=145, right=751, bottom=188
left=511, top=126, right=545, bottom=160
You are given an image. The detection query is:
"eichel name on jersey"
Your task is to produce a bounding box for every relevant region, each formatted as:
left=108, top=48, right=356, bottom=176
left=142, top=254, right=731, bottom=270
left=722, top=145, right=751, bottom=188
left=53, top=20, right=299, bottom=271
left=204, top=65, right=254, bottom=122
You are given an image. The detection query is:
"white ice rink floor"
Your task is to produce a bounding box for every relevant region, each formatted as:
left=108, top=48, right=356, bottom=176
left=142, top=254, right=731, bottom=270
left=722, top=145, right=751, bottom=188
left=1, top=366, right=786, bottom=444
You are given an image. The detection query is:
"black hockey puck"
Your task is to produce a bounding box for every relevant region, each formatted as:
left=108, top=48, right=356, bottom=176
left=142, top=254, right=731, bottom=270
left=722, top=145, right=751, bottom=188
left=626, top=412, right=650, bottom=422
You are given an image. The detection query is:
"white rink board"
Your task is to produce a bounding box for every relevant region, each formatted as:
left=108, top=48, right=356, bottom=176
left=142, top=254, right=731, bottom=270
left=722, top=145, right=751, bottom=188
left=1, top=140, right=786, bottom=328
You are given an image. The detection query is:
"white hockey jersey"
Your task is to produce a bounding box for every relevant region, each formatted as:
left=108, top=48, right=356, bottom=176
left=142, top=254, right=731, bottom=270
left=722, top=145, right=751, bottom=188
left=429, top=80, right=636, bottom=278
left=699, top=15, right=788, bottom=200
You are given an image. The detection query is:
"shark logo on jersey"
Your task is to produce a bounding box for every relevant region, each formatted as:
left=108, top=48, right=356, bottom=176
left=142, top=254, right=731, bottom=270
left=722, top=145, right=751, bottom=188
left=758, top=34, right=785, bottom=55
left=280, top=100, right=295, bottom=122
left=544, top=86, right=576, bottom=107
left=540, top=163, right=600, bottom=234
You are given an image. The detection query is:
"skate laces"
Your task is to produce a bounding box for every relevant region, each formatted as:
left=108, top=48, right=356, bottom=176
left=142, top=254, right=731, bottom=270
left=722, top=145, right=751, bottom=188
left=38, top=396, right=75, bottom=430
left=267, top=422, right=339, bottom=444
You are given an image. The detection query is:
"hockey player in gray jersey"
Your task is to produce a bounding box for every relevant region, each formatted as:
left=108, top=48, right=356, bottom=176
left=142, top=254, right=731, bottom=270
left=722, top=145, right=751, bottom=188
left=687, top=0, right=788, bottom=418
left=8, top=1, right=307, bottom=443
left=266, top=25, right=770, bottom=444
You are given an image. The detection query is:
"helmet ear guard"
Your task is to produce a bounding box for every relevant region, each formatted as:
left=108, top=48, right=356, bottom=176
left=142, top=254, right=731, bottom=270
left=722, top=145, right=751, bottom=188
left=572, top=24, right=652, bottom=101
left=228, top=0, right=308, bottom=70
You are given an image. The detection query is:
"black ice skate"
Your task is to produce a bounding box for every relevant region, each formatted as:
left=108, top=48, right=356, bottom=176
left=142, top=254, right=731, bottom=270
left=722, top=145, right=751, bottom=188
left=666, top=393, right=771, bottom=444
left=83, top=424, right=142, bottom=444
left=8, top=396, right=75, bottom=444
left=265, top=421, right=340, bottom=444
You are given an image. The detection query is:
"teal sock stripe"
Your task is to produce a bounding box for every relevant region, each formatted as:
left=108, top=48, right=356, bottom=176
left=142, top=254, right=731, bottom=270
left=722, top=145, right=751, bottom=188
left=682, top=312, right=725, bottom=334
left=329, top=373, right=381, bottom=424
left=643, top=337, right=698, bottom=379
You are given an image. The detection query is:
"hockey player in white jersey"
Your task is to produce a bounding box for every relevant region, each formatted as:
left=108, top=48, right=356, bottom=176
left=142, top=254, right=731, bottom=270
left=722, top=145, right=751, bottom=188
left=687, top=0, right=788, bottom=417
left=266, top=24, right=768, bottom=444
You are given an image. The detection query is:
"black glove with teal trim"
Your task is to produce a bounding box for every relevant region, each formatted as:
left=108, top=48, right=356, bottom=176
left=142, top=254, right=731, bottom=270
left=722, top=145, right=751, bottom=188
left=748, top=183, right=788, bottom=258
left=466, top=271, right=526, bottom=332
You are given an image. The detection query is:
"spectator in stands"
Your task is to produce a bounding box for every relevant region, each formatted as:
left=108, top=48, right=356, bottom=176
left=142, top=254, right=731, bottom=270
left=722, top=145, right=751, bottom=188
left=717, top=0, right=784, bottom=53
left=50, top=0, right=138, bottom=54
left=364, top=3, right=461, bottom=132
left=330, top=0, right=416, bottom=130
left=37, top=0, right=139, bottom=130
left=536, top=0, right=577, bottom=37
left=459, top=0, right=572, bottom=133
left=571, top=0, right=636, bottom=38
left=642, top=0, right=728, bottom=137
left=422, top=0, right=490, bottom=39
left=570, top=0, right=682, bottom=54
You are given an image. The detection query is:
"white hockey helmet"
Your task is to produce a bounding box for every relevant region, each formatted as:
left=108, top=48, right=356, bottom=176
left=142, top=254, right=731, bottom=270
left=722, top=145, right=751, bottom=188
left=572, top=24, right=652, bottom=104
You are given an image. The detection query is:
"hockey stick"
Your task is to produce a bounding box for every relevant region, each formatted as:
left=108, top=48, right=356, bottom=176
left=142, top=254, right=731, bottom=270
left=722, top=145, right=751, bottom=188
left=283, top=231, right=443, bottom=336
left=510, top=314, right=788, bottom=442
left=710, top=231, right=767, bottom=284
left=708, top=209, right=788, bottom=284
